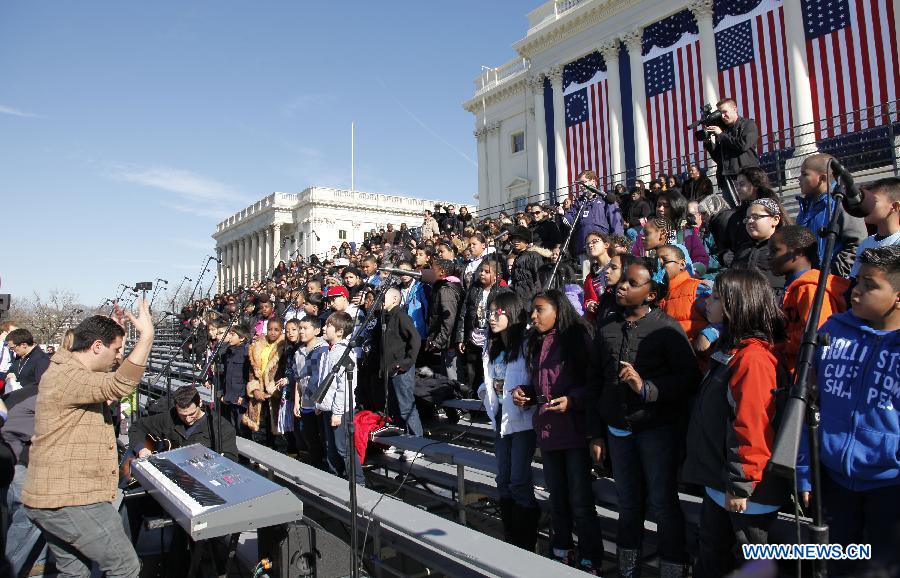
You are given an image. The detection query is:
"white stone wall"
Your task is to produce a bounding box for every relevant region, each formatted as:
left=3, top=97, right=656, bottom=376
left=212, top=187, right=475, bottom=291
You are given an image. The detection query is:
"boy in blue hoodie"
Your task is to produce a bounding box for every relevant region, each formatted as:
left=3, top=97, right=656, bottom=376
left=798, top=246, right=899, bottom=575
left=293, top=315, right=329, bottom=469
left=795, top=153, right=867, bottom=278
left=316, top=312, right=365, bottom=485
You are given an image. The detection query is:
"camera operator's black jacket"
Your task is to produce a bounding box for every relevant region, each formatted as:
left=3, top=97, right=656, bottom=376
left=590, top=308, right=701, bottom=437
left=701, top=116, right=759, bottom=178
left=129, top=405, right=238, bottom=462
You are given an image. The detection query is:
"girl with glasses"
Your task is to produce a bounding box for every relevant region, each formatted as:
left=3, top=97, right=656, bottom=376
left=476, top=292, right=538, bottom=552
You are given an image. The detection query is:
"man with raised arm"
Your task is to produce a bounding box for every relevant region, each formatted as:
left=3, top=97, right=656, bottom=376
left=23, top=300, right=154, bottom=578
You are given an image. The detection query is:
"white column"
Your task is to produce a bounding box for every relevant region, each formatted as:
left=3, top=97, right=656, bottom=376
left=239, top=238, right=247, bottom=287
left=236, top=238, right=244, bottom=286
left=475, top=126, right=489, bottom=212
left=600, top=41, right=625, bottom=183
left=249, top=232, right=258, bottom=282
left=783, top=0, right=818, bottom=168
left=624, top=30, right=651, bottom=180
left=493, top=122, right=503, bottom=209
left=231, top=240, right=241, bottom=289
left=530, top=74, right=548, bottom=199
left=548, top=66, right=568, bottom=188
left=487, top=122, right=502, bottom=212
left=272, top=224, right=282, bottom=266
left=691, top=0, right=719, bottom=108
left=216, top=247, right=223, bottom=294
left=257, top=230, right=266, bottom=280
left=264, top=227, right=272, bottom=277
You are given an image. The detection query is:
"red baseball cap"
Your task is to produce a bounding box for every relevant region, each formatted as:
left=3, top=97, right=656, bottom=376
left=324, top=285, right=350, bottom=300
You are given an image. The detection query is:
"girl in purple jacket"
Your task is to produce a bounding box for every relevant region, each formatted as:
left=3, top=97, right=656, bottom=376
left=512, top=289, right=600, bottom=573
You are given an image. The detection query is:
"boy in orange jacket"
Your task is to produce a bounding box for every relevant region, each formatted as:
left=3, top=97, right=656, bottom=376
left=768, top=225, right=849, bottom=374
left=656, top=244, right=710, bottom=345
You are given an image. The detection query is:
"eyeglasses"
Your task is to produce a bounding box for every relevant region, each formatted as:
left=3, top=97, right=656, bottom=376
left=587, top=239, right=605, bottom=246
left=489, top=308, right=506, bottom=320
left=743, top=214, right=775, bottom=223
left=529, top=211, right=542, bottom=216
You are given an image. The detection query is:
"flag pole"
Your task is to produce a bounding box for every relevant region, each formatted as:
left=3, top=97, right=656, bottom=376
left=351, top=121, right=355, bottom=192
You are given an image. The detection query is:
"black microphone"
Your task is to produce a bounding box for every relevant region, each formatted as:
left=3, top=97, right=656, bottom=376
left=491, top=230, right=511, bottom=241
left=830, top=158, right=867, bottom=218
left=378, top=267, right=422, bottom=278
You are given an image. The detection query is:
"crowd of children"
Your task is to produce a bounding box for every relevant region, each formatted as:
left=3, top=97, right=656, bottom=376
left=179, top=156, right=897, bottom=577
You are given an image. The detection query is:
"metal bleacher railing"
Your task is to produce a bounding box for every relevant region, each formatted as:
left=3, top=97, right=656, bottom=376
left=126, top=321, right=813, bottom=576
left=474, top=100, right=900, bottom=220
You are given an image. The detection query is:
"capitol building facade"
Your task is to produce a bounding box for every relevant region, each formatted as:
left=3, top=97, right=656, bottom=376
left=466, top=0, right=900, bottom=215
left=212, top=187, right=473, bottom=291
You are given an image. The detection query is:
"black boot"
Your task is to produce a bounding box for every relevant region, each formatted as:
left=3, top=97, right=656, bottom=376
left=509, top=503, right=541, bottom=552
left=498, top=498, right=515, bottom=542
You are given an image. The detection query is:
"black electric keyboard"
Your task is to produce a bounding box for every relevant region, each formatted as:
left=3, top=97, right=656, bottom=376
left=132, top=444, right=303, bottom=540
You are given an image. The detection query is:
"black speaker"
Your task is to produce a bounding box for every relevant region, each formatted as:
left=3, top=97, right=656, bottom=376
left=257, top=519, right=352, bottom=578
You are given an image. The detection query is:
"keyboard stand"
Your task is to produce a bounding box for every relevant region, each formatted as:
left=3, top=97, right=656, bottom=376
left=186, top=533, right=239, bottom=578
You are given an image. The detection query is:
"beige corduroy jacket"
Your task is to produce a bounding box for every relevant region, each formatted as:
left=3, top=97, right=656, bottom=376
left=23, top=348, right=144, bottom=508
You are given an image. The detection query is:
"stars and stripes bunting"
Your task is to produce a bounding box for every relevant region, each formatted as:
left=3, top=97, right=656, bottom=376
left=714, top=0, right=794, bottom=152
left=563, top=51, right=613, bottom=187
left=643, top=10, right=707, bottom=178
left=803, top=0, right=900, bottom=140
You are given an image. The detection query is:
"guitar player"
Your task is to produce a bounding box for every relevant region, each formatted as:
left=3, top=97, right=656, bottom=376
left=128, top=385, right=238, bottom=462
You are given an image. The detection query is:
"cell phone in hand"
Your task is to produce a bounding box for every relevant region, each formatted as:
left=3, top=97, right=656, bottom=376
left=534, top=394, right=551, bottom=405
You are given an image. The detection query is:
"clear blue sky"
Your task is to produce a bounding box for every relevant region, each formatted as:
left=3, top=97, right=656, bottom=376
left=1, top=0, right=537, bottom=307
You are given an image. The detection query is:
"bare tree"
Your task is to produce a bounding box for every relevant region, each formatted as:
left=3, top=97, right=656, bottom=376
left=12, top=289, right=87, bottom=345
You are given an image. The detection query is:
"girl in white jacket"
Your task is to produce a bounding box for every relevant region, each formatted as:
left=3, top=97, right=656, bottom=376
left=478, top=292, right=539, bottom=551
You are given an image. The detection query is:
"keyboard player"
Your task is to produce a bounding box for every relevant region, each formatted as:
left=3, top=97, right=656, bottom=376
left=22, top=300, right=154, bottom=578
left=128, top=385, right=238, bottom=462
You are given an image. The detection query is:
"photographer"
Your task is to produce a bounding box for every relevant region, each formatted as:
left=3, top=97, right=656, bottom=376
left=699, top=98, right=759, bottom=208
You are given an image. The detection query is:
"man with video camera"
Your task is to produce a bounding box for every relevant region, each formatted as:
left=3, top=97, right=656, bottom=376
left=698, top=98, right=759, bottom=208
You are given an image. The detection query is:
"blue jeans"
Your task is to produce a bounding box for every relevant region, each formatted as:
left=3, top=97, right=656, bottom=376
left=322, top=412, right=365, bottom=485
left=4, top=464, right=47, bottom=576
left=389, top=370, right=423, bottom=437
left=541, top=447, right=600, bottom=563
left=25, top=501, right=140, bottom=578
left=494, top=418, right=537, bottom=507
left=607, top=424, right=686, bottom=562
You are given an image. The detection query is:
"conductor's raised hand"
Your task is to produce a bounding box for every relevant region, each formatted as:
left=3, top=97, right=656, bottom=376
left=126, top=299, right=155, bottom=340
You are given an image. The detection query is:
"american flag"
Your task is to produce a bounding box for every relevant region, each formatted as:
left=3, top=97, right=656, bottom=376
left=804, top=0, right=899, bottom=139
left=714, top=0, right=794, bottom=153
left=643, top=10, right=706, bottom=178
left=563, top=51, right=612, bottom=187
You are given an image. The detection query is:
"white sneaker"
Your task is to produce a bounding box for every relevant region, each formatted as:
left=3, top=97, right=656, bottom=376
left=397, top=450, right=417, bottom=462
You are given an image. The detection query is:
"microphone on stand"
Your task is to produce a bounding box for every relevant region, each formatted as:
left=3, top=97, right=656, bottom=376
left=830, top=158, right=868, bottom=218
left=377, top=267, right=423, bottom=278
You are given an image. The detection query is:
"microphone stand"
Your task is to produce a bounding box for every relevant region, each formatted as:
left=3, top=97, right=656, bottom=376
left=110, top=284, right=130, bottom=314
left=314, top=278, right=394, bottom=578
left=148, top=278, right=168, bottom=314
left=545, top=189, right=591, bottom=291
left=170, top=276, right=191, bottom=314
left=188, top=257, right=215, bottom=305
left=766, top=182, right=846, bottom=578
